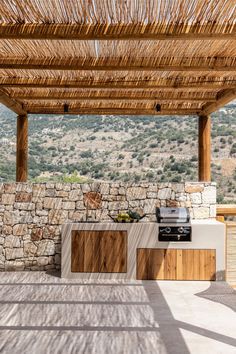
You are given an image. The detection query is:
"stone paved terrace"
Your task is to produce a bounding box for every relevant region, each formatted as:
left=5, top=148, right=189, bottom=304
left=0, top=272, right=235, bottom=354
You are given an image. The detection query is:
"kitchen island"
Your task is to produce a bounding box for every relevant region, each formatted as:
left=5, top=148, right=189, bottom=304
left=61, top=221, right=225, bottom=281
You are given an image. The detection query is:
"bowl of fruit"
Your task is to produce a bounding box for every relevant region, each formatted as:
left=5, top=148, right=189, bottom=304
left=109, top=210, right=146, bottom=223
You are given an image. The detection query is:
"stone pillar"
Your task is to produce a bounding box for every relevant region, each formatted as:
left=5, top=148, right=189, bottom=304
left=16, top=114, right=28, bottom=182
left=198, top=114, right=211, bottom=182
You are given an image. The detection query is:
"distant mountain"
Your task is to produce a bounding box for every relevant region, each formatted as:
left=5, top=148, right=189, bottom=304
left=0, top=104, right=236, bottom=203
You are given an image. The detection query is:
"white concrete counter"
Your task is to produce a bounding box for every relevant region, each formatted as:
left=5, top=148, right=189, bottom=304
left=62, top=220, right=225, bottom=280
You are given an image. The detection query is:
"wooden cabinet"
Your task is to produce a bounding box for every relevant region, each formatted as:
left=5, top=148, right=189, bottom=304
left=137, top=248, right=216, bottom=280
left=71, top=230, right=127, bottom=273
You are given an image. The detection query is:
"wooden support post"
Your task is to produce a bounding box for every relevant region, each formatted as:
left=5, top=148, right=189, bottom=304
left=198, top=114, right=211, bottom=181
left=16, top=114, right=28, bottom=182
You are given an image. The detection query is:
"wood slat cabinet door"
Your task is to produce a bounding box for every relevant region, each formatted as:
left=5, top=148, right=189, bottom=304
left=71, top=230, right=127, bottom=273
left=137, top=249, right=216, bottom=280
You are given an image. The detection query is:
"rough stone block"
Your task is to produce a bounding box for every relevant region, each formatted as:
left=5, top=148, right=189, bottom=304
left=16, top=183, right=32, bottom=193
left=63, top=201, right=75, bottom=210
left=36, top=240, right=55, bottom=256
left=14, top=202, right=35, bottom=211
left=24, top=242, right=37, bottom=256
left=16, top=192, right=32, bottom=202
left=108, top=201, right=128, bottom=211
left=43, top=225, right=57, bottom=239
left=4, top=235, right=21, bottom=248
left=13, top=224, right=28, bottom=236
left=2, top=225, right=13, bottom=235
left=5, top=260, right=24, bottom=271
left=190, top=193, right=202, bottom=204
left=76, top=201, right=85, bottom=210
left=158, top=188, right=172, bottom=200
left=4, top=183, right=16, bottom=194
left=37, top=257, right=49, bottom=266
left=143, top=199, right=157, bottom=214
left=2, top=194, right=15, bottom=205
left=202, top=186, right=216, bottom=204
left=126, top=187, right=146, bottom=200
left=185, top=183, right=204, bottom=193
left=44, top=197, right=62, bottom=209
left=5, top=248, right=24, bottom=260
left=100, top=184, right=110, bottom=195
left=48, top=210, right=68, bottom=224
left=31, top=227, right=43, bottom=241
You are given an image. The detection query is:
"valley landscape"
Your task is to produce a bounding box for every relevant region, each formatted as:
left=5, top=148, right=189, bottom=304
left=0, top=104, right=235, bottom=203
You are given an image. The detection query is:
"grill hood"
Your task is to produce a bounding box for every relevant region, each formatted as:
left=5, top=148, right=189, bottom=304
left=156, top=207, right=190, bottom=223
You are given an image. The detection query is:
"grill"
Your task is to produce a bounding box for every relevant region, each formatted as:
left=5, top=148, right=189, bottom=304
left=156, top=207, right=192, bottom=242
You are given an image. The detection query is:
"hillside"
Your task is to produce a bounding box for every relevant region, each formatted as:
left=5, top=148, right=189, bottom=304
left=0, top=104, right=236, bottom=203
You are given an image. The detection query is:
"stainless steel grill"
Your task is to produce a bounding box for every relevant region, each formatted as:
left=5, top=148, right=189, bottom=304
left=156, top=207, right=191, bottom=242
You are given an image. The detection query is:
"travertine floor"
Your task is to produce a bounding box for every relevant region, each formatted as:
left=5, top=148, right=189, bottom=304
left=0, top=272, right=235, bottom=354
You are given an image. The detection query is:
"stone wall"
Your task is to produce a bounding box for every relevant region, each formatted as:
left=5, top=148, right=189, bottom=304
left=0, top=182, right=216, bottom=271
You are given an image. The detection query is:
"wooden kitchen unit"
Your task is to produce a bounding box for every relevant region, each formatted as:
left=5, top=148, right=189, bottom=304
left=71, top=230, right=127, bottom=273
left=62, top=221, right=225, bottom=280
left=137, top=248, right=216, bottom=280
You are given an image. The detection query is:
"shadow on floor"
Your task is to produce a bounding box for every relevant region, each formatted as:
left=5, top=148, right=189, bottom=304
left=196, top=281, right=236, bottom=312
left=0, top=278, right=236, bottom=353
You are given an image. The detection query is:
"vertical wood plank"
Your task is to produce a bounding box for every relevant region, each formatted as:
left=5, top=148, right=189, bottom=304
left=152, top=249, right=165, bottom=279
left=71, top=231, right=84, bottom=272
left=193, top=249, right=200, bottom=280
left=164, top=249, right=177, bottom=280
left=204, top=250, right=216, bottom=280
left=16, top=114, right=28, bottom=182
left=199, top=250, right=206, bottom=280
left=183, top=249, right=194, bottom=280
left=137, top=249, right=149, bottom=280
left=176, top=249, right=183, bottom=280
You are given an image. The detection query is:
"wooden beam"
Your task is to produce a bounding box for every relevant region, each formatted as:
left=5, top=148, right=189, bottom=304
left=0, top=23, right=235, bottom=40
left=198, top=114, right=211, bottom=182
left=201, top=89, right=236, bottom=115
left=28, top=108, right=198, bottom=115
left=17, top=95, right=216, bottom=102
left=0, top=89, right=26, bottom=115
left=217, top=204, right=236, bottom=216
left=0, top=62, right=235, bottom=72
left=0, top=80, right=235, bottom=90
left=16, top=114, right=28, bottom=182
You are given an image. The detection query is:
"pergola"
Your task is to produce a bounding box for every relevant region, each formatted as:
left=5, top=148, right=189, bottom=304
left=0, top=0, right=235, bottom=182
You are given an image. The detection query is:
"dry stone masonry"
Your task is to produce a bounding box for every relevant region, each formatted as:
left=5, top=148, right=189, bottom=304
left=0, top=182, right=216, bottom=271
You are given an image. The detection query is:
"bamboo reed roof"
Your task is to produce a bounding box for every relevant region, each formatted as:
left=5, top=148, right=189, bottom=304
left=0, top=0, right=236, bottom=116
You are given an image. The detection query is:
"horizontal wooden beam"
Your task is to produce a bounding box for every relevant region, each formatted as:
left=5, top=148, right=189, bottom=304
left=0, top=80, right=235, bottom=90
left=201, top=89, right=236, bottom=115
left=0, top=23, right=235, bottom=40
left=27, top=107, right=198, bottom=115
left=17, top=95, right=216, bottom=102
left=0, top=89, right=26, bottom=115
left=0, top=62, right=235, bottom=72
left=217, top=204, right=236, bottom=216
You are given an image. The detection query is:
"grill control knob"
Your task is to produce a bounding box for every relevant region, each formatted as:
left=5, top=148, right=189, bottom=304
left=165, top=227, right=171, bottom=234
left=178, top=227, right=184, bottom=234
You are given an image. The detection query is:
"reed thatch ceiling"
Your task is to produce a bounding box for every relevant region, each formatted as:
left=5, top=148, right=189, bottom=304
left=0, top=0, right=236, bottom=116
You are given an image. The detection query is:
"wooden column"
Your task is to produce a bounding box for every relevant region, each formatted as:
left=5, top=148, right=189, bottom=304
left=198, top=114, right=211, bottom=181
left=16, top=114, right=28, bottom=182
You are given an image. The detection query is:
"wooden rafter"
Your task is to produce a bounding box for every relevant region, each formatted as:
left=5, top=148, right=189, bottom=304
left=0, top=23, right=235, bottom=41
left=201, top=89, right=236, bottom=115
left=0, top=61, right=235, bottom=72
left=27, top=107, right=199, bottom=115
left=0, top=80, right=235, bottom=90
left=0, top=88, right=26, bottom=115
left=16, top=95, right=216, bottom=102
